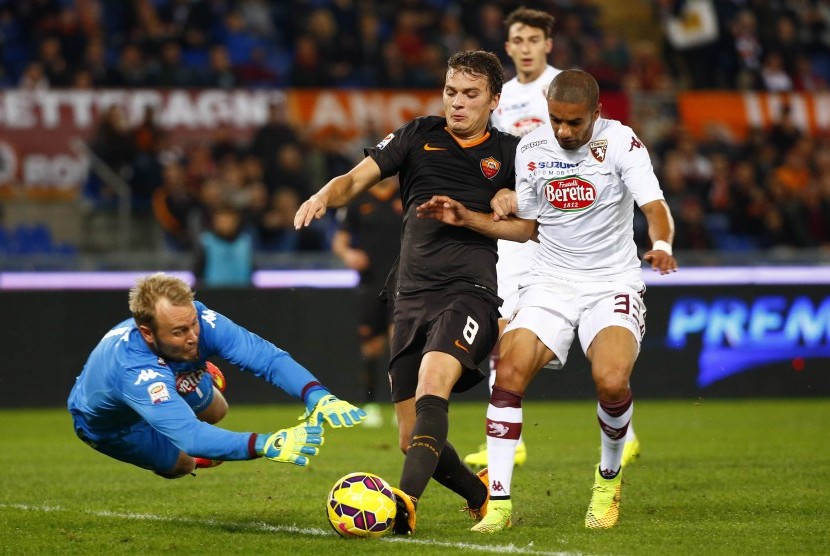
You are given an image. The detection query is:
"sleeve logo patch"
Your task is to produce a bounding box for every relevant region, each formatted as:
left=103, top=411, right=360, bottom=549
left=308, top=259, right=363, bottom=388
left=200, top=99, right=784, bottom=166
left=201, top=309, right=217, bottom=329
left=376, top=132, right=395, bottom=150
left=148, top=382, right=171, bottom=404
left=134, top=369, right=163, bottom=385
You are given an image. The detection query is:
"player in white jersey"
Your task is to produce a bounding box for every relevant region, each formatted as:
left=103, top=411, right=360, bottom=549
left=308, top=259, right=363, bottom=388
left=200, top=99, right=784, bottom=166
left=467, top=7, right=641, bottom=471
left=465, top=6, right=561, bottom=471
left=417, top=70, right=677, bottom=532
left=490, top=67, right=559, bottom=138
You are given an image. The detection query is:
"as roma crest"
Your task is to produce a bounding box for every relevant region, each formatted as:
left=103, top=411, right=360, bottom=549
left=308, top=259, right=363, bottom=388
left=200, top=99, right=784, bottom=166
left=480, top=156, right=501, bottom=179
left=589, top=139, right=607, bottom=163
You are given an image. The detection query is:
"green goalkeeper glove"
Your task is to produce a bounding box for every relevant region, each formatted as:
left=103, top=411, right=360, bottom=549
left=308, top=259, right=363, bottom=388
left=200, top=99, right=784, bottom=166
left=299, top=394, right=367, bottom=428
left=255, top=424, right=324, bottom=466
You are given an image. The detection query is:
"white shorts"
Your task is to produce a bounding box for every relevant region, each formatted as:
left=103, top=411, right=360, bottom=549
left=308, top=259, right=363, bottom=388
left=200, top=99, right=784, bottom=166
left=496, top=239, right=538, bottom=318
left=503, top=278, right=646, bottom=369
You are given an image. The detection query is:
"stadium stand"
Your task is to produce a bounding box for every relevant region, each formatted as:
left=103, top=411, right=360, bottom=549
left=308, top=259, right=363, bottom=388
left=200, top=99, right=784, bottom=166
left=0, top=0, right=829, bottom=270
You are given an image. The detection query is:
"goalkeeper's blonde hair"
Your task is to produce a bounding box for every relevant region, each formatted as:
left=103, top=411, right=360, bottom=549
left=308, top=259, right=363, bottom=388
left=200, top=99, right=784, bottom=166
left=129, top=272, right=195, bottom=331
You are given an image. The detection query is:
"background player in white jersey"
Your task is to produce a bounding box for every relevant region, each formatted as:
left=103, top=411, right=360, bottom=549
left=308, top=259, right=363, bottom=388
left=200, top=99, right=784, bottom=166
left=417, top=70, right=677, bottom=532
left=465, top=7, right=640, bottom=471
left=465, top=5, right=559, bottom=471
left=489, top=8, right=560, bottom=138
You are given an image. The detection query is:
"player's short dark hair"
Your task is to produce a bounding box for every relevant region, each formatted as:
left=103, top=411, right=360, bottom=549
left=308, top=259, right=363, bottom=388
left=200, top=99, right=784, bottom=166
left=447, top=50, right=505, bottom=97
left=547, top=69, right=600, bottom=110
left=504, top=7, right=555, bottom=38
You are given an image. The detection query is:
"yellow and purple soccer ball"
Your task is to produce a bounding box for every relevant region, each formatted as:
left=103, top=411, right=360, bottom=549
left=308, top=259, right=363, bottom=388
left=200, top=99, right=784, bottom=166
left=326, top=472, right=397, bottom=538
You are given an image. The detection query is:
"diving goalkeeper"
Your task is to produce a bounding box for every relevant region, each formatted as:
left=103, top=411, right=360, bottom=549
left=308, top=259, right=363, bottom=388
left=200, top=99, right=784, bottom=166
left=68, top=272, right=366, bottom=478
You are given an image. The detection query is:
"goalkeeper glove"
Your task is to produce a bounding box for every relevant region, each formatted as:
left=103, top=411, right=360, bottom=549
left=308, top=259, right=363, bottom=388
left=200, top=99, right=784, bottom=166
left=299, top=394, right=367, bottom=428
left=255, top=423, right=324, bottom=466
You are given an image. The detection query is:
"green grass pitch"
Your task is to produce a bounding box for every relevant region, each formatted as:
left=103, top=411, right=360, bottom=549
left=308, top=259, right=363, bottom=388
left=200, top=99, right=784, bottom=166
left=1, top=398, right=827, bottom=555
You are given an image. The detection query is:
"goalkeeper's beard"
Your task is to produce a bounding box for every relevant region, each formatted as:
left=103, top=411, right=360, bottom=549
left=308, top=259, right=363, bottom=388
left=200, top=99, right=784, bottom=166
left=151, top=338, right=200, bottom=363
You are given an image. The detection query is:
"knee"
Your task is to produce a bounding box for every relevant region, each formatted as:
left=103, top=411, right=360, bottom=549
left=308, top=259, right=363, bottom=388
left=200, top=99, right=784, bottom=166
left=594, top=371, right=630, bottom=401
left=493, top=360, right=525, bottom=393
left=197, top=389, right=228, bottom=424
left=157, top=452, right=196, bottom=479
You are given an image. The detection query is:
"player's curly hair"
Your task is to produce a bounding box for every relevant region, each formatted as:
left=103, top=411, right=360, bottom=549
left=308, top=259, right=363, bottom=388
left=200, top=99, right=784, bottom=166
left=447, top=50, right=505, bottom=97
left=129, top=272, right=195, bottom=330
left=504, top=7, right=555, bottom=38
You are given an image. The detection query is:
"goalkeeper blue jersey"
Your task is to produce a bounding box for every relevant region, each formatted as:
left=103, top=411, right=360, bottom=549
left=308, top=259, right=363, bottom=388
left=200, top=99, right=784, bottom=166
left=68, top=301, right=319, bottom=461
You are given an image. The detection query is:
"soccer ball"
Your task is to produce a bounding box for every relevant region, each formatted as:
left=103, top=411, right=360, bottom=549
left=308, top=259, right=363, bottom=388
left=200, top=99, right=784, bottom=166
left=326, top=472, right=397, bottom=538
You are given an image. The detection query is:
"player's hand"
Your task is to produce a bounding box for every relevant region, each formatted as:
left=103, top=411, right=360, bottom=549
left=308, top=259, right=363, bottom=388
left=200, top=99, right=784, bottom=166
left=255, top=424, right=324, bottom=466
left=343, top=248, right=370, bottom=271
left=643, top=249, right=678, bottom=275
left=300, top=394, right=367, bottom=428
left=416, top=195, right=468, bottom=226
left=490, top=189, right=518, bottom=221
left=294, top=195, right=328, bottom=229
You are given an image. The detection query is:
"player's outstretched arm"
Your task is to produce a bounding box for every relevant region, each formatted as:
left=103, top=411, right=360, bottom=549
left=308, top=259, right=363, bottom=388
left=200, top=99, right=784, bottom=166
left=294, top=157, right=382, bottom=229
left=416, top=195, right=536, bottom=242
left=255, top=423, right=324, bottom=466
left=299, top=393, right=367, bottom=428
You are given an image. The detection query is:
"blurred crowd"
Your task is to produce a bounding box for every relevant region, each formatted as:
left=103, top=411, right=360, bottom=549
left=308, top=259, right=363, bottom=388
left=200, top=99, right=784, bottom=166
left=1, top=0, right=633, bottom=90
left=3, top=0, right=829, bottom=92
left=653, top=0, right=830, bottom=92
left=1, top=0, right=830, bottom=255
left=641, top=105, right=830, bottom=251
left=88, top=99, right=357, bottom=255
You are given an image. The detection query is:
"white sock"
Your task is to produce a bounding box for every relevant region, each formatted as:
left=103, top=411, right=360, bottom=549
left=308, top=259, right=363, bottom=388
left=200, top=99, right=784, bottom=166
left=489, top=358, right=523, bottom=446
left=485, top=402, right=521, bottom=498
left=598, top=401, right=633, bottom=475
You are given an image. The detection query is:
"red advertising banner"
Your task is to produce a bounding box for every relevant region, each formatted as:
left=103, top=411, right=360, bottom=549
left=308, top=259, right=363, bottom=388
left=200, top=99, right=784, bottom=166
left=285, top=88, right=628, bottom=139
left=678, top=91, right=830, bottom=140
left=0, top=89, right=286, bottom=198
left=0, top=88, right=630, bottom=198
left=286, top=89, right=444, bottom=140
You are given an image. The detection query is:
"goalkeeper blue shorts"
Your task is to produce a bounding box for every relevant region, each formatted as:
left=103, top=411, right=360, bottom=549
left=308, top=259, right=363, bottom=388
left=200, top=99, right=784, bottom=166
left=74, top=417, right=180, bottom=473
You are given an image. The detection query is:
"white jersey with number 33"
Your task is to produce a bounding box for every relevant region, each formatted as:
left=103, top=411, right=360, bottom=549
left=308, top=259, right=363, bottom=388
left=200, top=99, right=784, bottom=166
left=515, top=117, right=665, bottom=284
